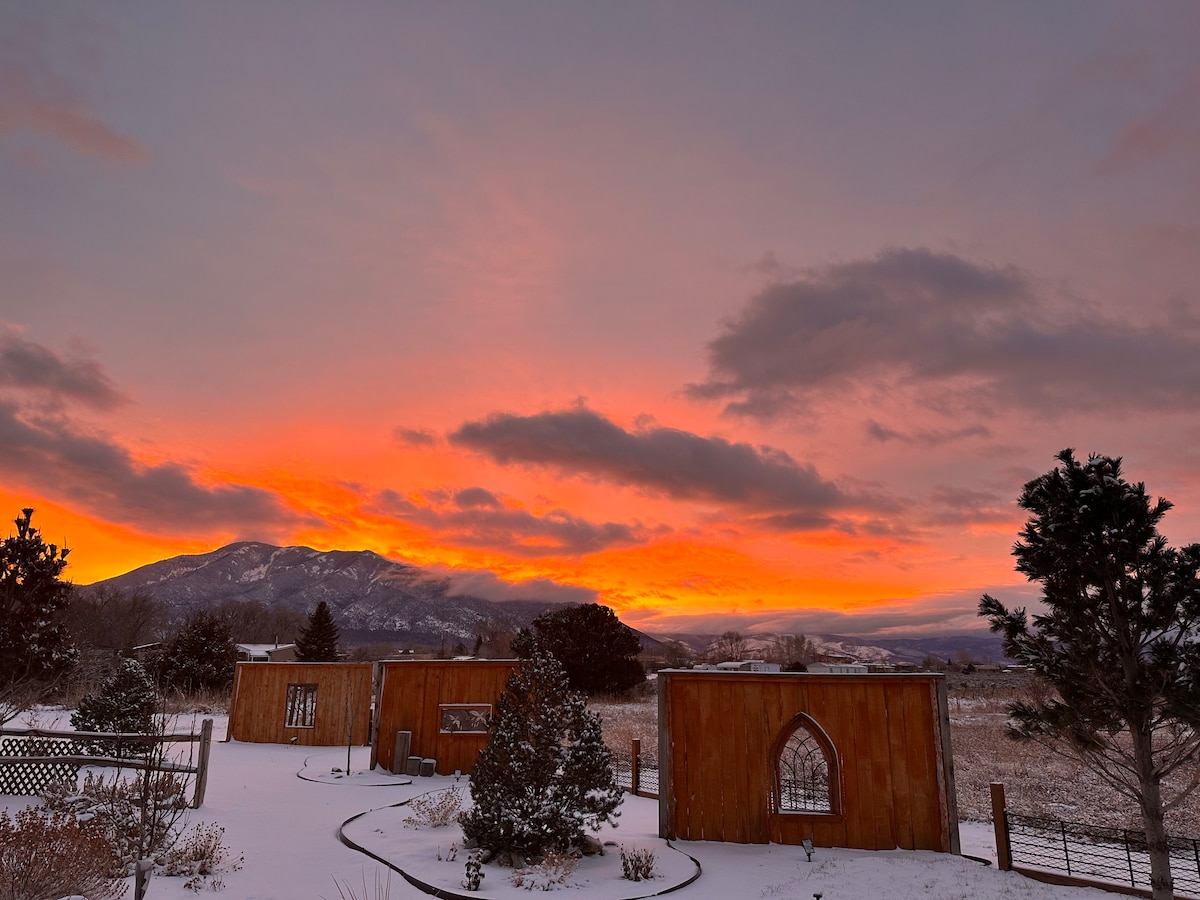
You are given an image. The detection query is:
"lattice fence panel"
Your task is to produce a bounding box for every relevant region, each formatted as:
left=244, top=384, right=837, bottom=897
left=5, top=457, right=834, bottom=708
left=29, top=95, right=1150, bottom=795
left=0, top=736, right=81, bottom=796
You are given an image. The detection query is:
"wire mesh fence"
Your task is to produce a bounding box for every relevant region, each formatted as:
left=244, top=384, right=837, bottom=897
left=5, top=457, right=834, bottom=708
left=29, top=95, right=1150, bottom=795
left=1007, top=811, right=1200, bottom=897
left=611, top=741, right=659, bottom=798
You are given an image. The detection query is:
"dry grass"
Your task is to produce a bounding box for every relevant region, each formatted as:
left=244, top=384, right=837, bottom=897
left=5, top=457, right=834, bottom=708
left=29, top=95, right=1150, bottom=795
left=590, top=673, right=1200, bottom=835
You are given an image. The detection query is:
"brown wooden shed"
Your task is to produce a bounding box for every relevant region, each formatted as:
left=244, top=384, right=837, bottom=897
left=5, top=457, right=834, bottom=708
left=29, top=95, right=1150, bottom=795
left=372, top=659, right=517, bottom=776
left=227, top=662, right=373, bottom=746
left=657, top=670, right=959, bottom=853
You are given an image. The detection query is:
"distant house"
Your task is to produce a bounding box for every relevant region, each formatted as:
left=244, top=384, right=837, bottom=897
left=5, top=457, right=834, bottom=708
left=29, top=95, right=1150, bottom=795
left=236, top=643, right=298, bottom=663
left=806, top=661, right=869, bottom=675
left=693, top=660, right=782, bottom=673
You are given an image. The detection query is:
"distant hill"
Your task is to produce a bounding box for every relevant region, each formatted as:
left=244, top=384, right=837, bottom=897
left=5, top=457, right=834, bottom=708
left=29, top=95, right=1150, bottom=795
left=657, top=630, right=1010, bottom=668
left=83, top=541, right=567, bottom=647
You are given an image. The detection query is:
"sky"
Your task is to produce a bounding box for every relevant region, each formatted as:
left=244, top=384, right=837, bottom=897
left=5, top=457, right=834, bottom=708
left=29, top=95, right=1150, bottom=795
left=3, top=1, right=1200, bottom=637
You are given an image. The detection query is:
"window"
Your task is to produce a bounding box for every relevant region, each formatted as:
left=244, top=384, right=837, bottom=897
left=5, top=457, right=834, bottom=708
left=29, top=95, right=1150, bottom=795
left=285, top=683, right=318, bottom=728
left=774, top=713, right=839, bottom=814
left=439, top=704, right=491, bottom=734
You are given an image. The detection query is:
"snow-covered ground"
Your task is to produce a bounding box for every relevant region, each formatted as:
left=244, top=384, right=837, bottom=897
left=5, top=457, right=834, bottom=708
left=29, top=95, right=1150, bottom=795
left=2, top=711, right=1116, bottom=900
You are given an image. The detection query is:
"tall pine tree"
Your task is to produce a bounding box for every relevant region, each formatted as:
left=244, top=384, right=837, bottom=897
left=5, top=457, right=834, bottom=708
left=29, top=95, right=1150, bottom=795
left=511, top=603, right=644, bottom=696
left=295, top=600, right=340, bottom=661
left=980, top=450, right=1200, bottom=900
left=0, top=509, right=77, bottom=725
left=460, top=645, right=622, bottom=862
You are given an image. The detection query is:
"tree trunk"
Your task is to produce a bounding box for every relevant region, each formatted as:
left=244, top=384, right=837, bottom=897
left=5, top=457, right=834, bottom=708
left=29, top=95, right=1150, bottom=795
left=1132, top=727, right=1174, bottom=900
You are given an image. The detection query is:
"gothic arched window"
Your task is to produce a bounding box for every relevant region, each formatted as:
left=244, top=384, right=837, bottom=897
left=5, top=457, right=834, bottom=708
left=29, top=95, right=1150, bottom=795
left=773, top=713, right=840, bottom=815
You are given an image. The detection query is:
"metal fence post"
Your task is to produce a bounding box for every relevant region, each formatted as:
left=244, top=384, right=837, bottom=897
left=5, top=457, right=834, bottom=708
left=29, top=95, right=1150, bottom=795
left=631, top=738, right=641, bottom=795
left=1061, top=820, right=1071, bottom=876
left=1125, top=828, right=1135, bottom=887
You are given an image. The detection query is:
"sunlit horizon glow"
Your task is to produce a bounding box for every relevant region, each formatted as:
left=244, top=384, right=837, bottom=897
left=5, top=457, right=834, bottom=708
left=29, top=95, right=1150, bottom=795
left=4, top=3, right=1199, bottom=636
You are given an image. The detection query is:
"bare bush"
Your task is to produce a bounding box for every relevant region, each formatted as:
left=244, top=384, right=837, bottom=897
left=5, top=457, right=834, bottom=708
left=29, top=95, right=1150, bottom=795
left=160, top=821, right=244, bottom=891
left=508, top=849, right=578, bottom=891
left=619, top=845, right=657, bottom=881
left=0, top=805, right=126, bottom=900
left=403, top=786, right=464, bottom=829
left=41, top=768, right=191, bottom=873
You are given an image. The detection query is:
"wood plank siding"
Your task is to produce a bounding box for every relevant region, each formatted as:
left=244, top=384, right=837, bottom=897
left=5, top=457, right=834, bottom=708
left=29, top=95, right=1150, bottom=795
left=374, top=660, right=517, bottom=776
left=227, top=662, right=373, bottom=746
left=658, top=671, right=959, bottom=853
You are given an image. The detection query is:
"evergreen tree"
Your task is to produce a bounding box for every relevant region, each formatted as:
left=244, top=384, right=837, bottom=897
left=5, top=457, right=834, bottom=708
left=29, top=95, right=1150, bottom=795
left=980, top=450, right=1200, bottom=900
left=153, top=611, right=238, bottom=694
left=71, top=658, right=158, bottom=757
left=0, top=508, right=77, bottom=725
left=460, top=646, right=622, bottom=861
left=511, top=603, right=644, bottom=696
left=295, top=600, right=340, bottom=661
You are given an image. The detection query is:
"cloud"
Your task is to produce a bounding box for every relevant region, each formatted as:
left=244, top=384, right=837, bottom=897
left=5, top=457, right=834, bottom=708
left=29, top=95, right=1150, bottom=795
left=864, top=419, right=991, bottom=447
left=449, top=407, right=847, bottom=527
left=0, top=400, right=305, bottom=534
left=0, top=330, right=127, bottom=409
left=374, top=486, right=646, bottom=557
left=394, top=426, right=438, bottom=447
left=0, top=21, right=148, bottom=164
left=425, top=565, right=598, bottom=606
left=689, top=247, right=1200, bottom=420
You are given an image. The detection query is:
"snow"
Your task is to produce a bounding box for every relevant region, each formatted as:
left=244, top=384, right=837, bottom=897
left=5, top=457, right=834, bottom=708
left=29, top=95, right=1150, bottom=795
left=2, top=711, right=1117, bottom=900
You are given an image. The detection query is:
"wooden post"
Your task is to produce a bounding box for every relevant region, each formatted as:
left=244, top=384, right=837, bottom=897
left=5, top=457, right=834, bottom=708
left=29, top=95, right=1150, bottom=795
left=134, top=858, right=153, bottom=900
left=192, top=719, right=213, bottom=808
left=631, top=738, right=641, bottom=795
left=991, top=782, right=1011, bottom=870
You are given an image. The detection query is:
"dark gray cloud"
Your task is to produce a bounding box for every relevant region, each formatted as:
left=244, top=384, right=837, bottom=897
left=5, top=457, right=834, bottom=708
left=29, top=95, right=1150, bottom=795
left=425, top=565, right=598, bottom=606
left=449, top=407, right=847, bottom=527
left=0, top=332, right=127, bottom=409
left=375, top=486, right=646, bottom=558
left=689, top=246, right=1200, bottom=420
left=0, top=400, right=306, bottom=534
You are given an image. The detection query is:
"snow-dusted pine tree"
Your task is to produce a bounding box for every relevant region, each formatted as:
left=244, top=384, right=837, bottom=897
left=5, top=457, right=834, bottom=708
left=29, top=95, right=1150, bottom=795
left=0, top=508, right=77, bottom=725
left=460, top=644, right=622, bottom=862
left=152, top=611, right=238, bottom=694
left=71, top=658, right=159, bottom=757
left=295, top=600, right=340, bottom=662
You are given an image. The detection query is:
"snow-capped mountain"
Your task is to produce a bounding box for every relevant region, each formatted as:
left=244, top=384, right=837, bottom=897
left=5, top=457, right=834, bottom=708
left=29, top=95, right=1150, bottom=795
left=82, top=541, right=565, bottom=645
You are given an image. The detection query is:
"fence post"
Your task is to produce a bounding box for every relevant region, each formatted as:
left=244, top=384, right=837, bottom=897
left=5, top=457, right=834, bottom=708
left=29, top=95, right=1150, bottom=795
left=631, top=738, right=641, bottom=795
left=1061, top=820, right=1071, bottom=876
left=990, top=782, right=1011, bottom=870
left=1125, top=828, right=1135, bottom=887
left=192, top=719, right=213, bottom=808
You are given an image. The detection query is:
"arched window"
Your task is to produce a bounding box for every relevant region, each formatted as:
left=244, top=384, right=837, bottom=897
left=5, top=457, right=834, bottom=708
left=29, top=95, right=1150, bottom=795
left=773, top=713, right=839, bottom=815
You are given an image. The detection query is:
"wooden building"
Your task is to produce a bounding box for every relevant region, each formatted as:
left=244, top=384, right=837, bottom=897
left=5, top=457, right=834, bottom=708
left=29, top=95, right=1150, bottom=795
left=657, top=670, right=959, bottom=853
left=227, top=662, right=373, bottom=746
left=372, top=659, right=517, bottom=776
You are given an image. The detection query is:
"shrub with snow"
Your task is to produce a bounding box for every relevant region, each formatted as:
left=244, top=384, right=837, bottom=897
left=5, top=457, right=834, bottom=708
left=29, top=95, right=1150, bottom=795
left=71, top=658, right=159, bottom=757
left=459, top=646, right=622, bottom=861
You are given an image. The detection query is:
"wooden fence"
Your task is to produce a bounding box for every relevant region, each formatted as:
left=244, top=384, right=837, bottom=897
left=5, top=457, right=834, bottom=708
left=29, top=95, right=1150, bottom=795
left=657, top=670, right=959, bottom=852
left=0, top=720, right=213, bottom=808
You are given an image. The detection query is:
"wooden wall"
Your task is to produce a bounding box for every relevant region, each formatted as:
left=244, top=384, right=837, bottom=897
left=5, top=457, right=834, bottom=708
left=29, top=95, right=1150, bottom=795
left=227, top=662, right=373, bottom=746
left=373, top=660, right=517, bottom=775
left=658, top=671, right=959, bottom=853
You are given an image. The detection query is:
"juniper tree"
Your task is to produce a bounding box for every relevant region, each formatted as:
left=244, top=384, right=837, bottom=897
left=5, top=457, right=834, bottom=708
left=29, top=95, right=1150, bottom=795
left=71, top=658, right=159, bottom=757
left=295, top=600, right=340, bottom=661
left=511, top=603, right=644, bottom=696
left=460, top=646, right=622, bottom=861
left=153, top=611, right=238, bottom=695
left=0, top=508, right=77, bottom=725
left=980, top=450, right=1200, bottom=900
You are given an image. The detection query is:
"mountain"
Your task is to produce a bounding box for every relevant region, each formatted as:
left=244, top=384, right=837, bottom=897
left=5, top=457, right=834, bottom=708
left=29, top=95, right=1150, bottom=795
left=82, top=541, right=567, bottom=647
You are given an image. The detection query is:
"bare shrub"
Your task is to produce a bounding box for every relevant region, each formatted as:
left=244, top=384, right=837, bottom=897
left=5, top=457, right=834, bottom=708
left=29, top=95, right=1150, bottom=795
left=0, top=805, right=126, bottom=900
left=619, top=845, right=657, bottom=881
left=508, top=849, right=578, bottom=891
left=332, top=866, right=393, bottom=900
left=160, top=821, right=244, bottom=890
left=403, top=786, right=463, bottom=828
left=42, top=769, right=191, bottom=872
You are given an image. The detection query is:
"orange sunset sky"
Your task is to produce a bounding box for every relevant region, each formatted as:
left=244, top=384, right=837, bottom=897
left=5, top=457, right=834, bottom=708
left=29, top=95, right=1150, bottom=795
left=3, top=2, right=1200, bottom=637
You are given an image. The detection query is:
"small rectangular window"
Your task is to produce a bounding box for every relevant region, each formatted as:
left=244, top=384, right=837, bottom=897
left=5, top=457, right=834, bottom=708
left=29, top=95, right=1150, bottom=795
left=439, top=704, right=491, bottom=733
left=285, top=683, right=318, bottom=728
